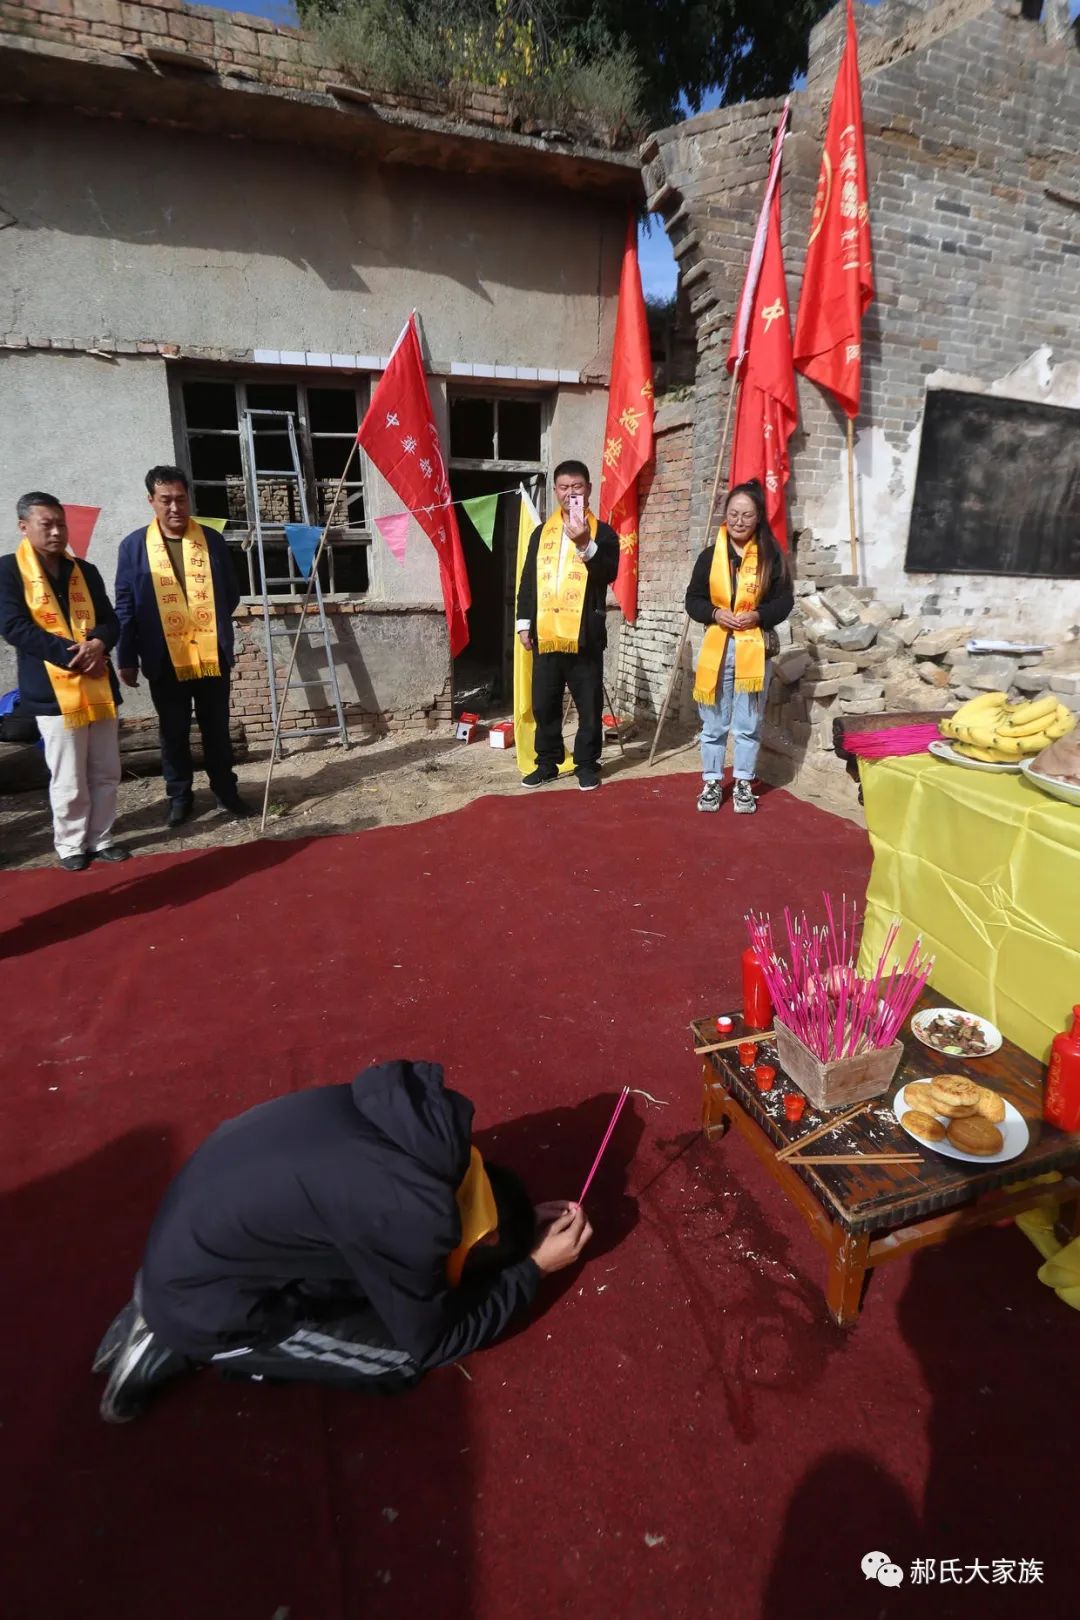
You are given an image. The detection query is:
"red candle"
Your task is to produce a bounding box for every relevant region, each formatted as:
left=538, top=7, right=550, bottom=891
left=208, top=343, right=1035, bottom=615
left=737, top=1041, right=758, bottom=1068
left=716, top=1016, right=734, bottom=1037
left=754, top=1063, right=777, bottom=1092
left=742, top=947, right=773, bottom=1030
left=784, top=1093, right=806, bottom=1122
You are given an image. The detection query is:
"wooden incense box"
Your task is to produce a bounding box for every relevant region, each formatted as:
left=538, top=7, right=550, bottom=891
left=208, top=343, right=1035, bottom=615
left=773, top=1019, right=903, bottom=1112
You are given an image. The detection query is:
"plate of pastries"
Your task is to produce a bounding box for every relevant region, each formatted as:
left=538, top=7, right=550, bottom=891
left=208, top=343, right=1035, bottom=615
left=893, top=1074, right=1029, bottom=1164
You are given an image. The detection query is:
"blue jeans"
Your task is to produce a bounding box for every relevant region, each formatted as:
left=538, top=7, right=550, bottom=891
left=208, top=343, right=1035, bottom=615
left=698, top=642, right=771, bottom=782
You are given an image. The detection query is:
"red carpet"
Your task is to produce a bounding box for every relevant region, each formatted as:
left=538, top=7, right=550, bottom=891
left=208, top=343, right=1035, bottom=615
left=2, top=774, right=1076, bottom=1620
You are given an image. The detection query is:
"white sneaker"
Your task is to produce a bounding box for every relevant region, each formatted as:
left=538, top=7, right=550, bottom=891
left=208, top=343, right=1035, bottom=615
left=697, top=781, right=722, bottom=813
left=732, top=780, right=757, bottom=814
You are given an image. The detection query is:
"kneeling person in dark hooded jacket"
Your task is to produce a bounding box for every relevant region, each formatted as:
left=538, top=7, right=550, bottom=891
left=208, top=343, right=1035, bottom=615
left=95, top=1061, right=592, bottom=1422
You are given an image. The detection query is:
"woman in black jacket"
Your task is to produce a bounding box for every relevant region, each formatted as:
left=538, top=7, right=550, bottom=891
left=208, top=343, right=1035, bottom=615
left=684, top=479, right=794, bottom=814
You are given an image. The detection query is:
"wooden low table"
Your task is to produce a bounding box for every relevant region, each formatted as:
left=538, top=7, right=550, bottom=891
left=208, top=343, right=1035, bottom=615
left=691, top=992, right=1080, bottom=1326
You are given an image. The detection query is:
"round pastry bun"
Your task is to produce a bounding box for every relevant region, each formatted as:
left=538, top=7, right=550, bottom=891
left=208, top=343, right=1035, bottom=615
left=975, top=1087, right=1006, bottom=1124
left=904, top=1110, right=946, bottom=1142
left=929, top=1075, right=981, bottom=1117
left=946, top=1114, right=1003, bottom=1156
left=902, top=1081, right=938, bottom=1111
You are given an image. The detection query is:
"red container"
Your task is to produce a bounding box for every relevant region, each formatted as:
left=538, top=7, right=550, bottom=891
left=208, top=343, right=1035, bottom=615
left=754, top=1064, right=777, bottom=1092
left=783, top=1093, right=807, bottom=1123
left=716, top=1016, right=734, bottom=1037
left=737, top=1041, right=758, bottom=1068
left=741, top=947, right=773, bottom=1030
left=1044, top=1005, right=1080, bottom=1134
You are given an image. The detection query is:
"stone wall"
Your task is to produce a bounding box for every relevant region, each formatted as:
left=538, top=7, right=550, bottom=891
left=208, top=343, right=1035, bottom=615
left=638, top=0, right=1080, bottom=735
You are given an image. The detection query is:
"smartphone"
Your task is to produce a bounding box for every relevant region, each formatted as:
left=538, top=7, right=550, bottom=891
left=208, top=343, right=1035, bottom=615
left=568, top=493, right=585, bottom=526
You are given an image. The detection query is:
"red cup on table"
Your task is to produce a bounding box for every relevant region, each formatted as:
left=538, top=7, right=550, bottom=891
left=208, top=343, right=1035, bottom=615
left=754, top=1063, right=777, bottom=1092
left=738, top=1041, right=758, bottom=1068
left=783, top=1092, right=806, bottom=1122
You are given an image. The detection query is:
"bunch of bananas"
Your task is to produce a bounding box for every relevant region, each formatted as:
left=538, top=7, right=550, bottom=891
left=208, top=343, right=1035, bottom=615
left=940, top=691, right=1076, bottom=762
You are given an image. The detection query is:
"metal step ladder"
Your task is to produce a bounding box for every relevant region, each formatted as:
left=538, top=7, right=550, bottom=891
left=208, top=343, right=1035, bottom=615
left=238, top=407, right=350, bottom=759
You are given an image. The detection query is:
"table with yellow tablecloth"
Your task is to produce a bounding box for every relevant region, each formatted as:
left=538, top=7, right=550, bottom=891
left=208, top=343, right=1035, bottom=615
left=857, top=755, right=1080, bottom=1064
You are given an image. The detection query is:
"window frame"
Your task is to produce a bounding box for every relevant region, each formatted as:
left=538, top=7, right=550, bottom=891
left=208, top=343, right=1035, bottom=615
left=447, top=388, right=549, bottom=475
left=173, top=368, right=372, bottom=600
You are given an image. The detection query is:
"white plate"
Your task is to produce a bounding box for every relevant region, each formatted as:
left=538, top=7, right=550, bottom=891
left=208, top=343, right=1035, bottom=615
left=911, top=1007, right=1002, bottom=1058
left=928, top=738, right=1021, bottom=773
left=1020, top=758, right=1080, bottom=808
left=895, top=1090, right=1029, bottom=1165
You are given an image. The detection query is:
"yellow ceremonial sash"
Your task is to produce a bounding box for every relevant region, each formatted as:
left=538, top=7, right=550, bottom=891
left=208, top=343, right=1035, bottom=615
left=446, top=1147, right=498, bottom=1286
left=146, top=519, right=220, bottom=681
left=692, top=528, right=766, bottom=703
left=535, top=509, right=598, bottom=655
left=15, top=539, right=116, bottom=729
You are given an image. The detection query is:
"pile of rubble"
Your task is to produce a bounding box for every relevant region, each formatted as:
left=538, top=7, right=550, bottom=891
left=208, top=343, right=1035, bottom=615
left=756, top=531, right=1080, bottom=796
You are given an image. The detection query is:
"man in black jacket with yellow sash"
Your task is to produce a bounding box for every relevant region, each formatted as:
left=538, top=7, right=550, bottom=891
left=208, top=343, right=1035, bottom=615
left=515, top=460, right=619, bottom=791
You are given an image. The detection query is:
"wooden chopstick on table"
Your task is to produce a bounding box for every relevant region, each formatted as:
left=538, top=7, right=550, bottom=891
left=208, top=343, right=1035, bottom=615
left=693, top=1028, right=775, bottom=1056
left=789, top=1154, right=922, bottom=1166
left=775, top=1101, right=869, bottom=1161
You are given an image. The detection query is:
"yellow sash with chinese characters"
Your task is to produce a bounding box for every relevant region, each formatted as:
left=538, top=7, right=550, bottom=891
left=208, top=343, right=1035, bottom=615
left=146, top=519, right=220, bottom=681
left=15, top=539, right=116, bottom=728
left=692, top=529, right=765, bottom=703
left=535, top=510, right=598, bottom=655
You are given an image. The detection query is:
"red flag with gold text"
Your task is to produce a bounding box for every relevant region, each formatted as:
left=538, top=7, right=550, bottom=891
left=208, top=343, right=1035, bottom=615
left=792, top=0, right=874, bottom=418
left=599, top=219, right=655, bottom=623
left=728, top=149, right=797, bottom=546
left=358, top=315, right=471, bottom=656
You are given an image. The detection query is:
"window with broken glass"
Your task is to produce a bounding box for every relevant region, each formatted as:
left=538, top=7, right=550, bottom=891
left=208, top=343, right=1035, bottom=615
left=176, top=375, right=371, bottom=598
left=448, top=394, right=546, bottom=470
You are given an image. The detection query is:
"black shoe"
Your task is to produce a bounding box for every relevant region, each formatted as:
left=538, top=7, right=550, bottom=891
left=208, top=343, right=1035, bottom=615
left=521, top=767, right=558, bottom=788
left=99, top=1311, right=190, bottom=1424
left=166, top=798, right=194, bottom=828
left=58, top=853, right=90, bottom=872
left=215, top=795, right=254, bottom=819
left=91, top=845, right=131, bottom=863
left=92, top=1298, right=139, bottom=1373
left=576, top=767, right=601, bottom=792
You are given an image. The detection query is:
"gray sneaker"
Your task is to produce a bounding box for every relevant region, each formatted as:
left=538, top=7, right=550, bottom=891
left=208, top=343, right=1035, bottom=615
left=732, top=780, right=757, bottom=814
left=697, top=780, right=722, bottom=813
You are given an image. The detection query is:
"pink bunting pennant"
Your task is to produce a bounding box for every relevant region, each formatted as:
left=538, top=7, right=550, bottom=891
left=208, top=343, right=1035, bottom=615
left=374, top=511, right=409, bottom=563
left=63, top=505, right=101, bottom=559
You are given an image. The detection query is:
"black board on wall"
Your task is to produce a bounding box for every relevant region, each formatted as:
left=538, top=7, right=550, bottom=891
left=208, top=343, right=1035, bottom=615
left=905, top=388, right=1080, bottom=579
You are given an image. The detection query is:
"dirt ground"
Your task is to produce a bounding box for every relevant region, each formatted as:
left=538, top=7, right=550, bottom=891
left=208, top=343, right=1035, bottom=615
left=0, top=719, right=864, bottom=871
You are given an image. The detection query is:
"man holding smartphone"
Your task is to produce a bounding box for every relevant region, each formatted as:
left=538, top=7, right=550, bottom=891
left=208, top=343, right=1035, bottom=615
left=515, top=460, right=619, bottom=791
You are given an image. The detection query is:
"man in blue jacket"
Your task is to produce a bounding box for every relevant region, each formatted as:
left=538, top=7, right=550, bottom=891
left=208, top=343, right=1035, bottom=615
left=94, top=1061, right=592, bottom=1422
left=114, top=466, right=251, bottom=826
left=0, top=492, right=129, bottom=870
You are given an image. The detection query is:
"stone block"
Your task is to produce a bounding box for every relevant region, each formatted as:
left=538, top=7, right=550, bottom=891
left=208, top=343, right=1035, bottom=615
left=968, top=656, right=1021, bottom=692
left=947, top=661, right=978, bottom=686
left=795, top=597, right=840, bottom=637
left=819, top=621, right=877, bottom=651
left=918, top=663, right=952, bottom=688
left=772, top=647, right=811, bottom=685
left=807, top=661, right=858, bottom=681
left=803, top=678, right=843, bottom=699
left=794, top=578, right=817, bottom=597
left=821, top=584, right=864, bottom=627
left=839, top=679, right=885, bottom=701
left=859, top=600, right=895, bottom=630
left=1050, top=672, right=1080, bottom=695
left=840, top=696, right=887, bottom=715
left=1013, top=667, right=1055, bottom=694
left=912, top=627, right=968, bottom=658
left=879, top=601, right=905, bottom=620
left=774, top=621, right=793, bottom=649
left=894, top=617, right=925, bottom=647
left=854, top=645, right=892, bottom=668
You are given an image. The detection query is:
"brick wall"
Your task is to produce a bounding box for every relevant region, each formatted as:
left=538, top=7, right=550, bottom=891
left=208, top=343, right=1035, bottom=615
left=639, top=0, right=1080, bottom=699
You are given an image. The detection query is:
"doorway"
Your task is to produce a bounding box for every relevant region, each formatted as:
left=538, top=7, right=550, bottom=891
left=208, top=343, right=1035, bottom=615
left=450, top=472, right=544, bottom=715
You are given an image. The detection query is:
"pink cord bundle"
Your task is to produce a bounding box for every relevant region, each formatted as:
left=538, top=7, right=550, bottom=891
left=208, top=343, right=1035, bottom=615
left=843, top=723, right=940, bottom=759
left=745, top=894, right=933, bottom=1063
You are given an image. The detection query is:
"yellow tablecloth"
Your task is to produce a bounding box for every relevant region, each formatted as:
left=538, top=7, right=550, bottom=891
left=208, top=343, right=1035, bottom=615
left=857, top=755, right=1080, bottom=1064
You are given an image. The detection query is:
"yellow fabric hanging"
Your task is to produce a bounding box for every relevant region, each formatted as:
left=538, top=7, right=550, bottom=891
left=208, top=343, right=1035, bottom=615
left=15, top=539, right=115, bottom=729
left=535, top=508, right=598, bottom=655
left=692, top=528, right=766, bottom=703
left=146, top=519, right=221, bottom=681
left=513, top=488, right=574, bottom=777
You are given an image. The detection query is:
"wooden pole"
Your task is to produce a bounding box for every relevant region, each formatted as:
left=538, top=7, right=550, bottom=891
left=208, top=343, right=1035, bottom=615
left=259, top=440, right=359, bottom=834
left=846, top=417, right=858, bottom=581
left=648, top=367, right=742, bottom=768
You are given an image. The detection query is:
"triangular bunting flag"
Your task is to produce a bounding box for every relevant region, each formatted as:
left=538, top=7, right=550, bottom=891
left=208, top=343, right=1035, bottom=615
left=375, top=511, right=409, bottom=563
left=195, top=515, right=228, bottom=534
left=284, top=523, right=322, bottom=578
left=62, top=505, right=101, bottom=559
left=461, top=493, right=499, bottom=551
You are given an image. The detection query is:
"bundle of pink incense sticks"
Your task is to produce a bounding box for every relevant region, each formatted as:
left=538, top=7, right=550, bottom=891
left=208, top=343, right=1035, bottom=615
left=842, top=723, right=940, bottom=759
left=745, top=894, right=933, bottom=1063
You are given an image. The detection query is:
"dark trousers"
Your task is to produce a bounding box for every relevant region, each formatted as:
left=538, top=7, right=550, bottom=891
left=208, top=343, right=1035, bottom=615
left=149, top=668, right=237, bottom=804
left=532, top=648, right=604, bottom=772
left=210, top=1301, right=423, bottom=1394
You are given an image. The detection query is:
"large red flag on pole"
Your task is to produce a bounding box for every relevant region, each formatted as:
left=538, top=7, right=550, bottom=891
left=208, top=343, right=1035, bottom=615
left=726, top=108, right=797, bottom=546
left=599, top=218, right=655, bottom=623
left=792, top=0, right=874, bottom=418
left=358, top=314, right=472, bottom=656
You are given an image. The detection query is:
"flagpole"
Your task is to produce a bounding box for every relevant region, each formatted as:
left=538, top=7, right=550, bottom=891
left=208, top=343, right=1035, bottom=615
left=846, top=418, right=858, bottom=580
left=647, top=369, right=742, bottom=768
left=258, top=440, right=359, bottom=834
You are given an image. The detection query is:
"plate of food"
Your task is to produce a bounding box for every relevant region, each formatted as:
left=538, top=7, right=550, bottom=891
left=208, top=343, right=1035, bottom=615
left=911, top=1007, right=1001, bottom=1057
left=1021, top=757, right=1080, bottom=809
left=928, top=739, right=1021, bottom=773
left=894, top=1076, right=1029, bottom=1164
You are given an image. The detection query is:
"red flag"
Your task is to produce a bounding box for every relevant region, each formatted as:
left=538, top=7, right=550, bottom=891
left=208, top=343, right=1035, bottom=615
left=792, top=0, right=874, bottom=418
left=727, top=126, right=797, bottom=547
left=63, top=504, right=101, bottom=560
left=599, top=219, right=654, bottom=623
left=358, top=315, right=471, bottom=656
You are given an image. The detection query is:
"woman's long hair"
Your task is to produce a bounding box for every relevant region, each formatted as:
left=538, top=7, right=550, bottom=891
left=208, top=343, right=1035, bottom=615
left=724, top=479, right=791, bottom=594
